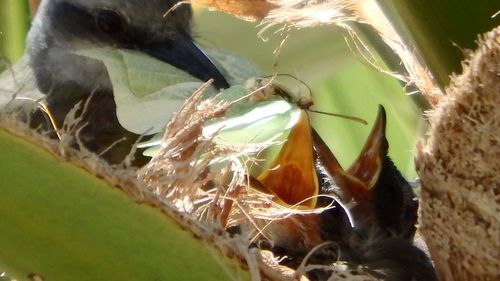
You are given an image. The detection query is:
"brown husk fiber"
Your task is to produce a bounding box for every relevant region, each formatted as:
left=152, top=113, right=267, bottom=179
left=416, top=27, right=500, bottom=281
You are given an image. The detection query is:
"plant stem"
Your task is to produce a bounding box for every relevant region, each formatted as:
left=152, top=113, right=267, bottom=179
left=0, top=0, right=30, bottom=62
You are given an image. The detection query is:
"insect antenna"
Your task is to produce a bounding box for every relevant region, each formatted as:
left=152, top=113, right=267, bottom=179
left=308, top=109, right=368, bottom=125
left=263, top=73, right=367, bottom=125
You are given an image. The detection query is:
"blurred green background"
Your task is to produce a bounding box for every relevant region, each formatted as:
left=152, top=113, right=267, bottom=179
left=0, top=1, right=422, bottom=178
left=0, top=0, right=29, bottom=62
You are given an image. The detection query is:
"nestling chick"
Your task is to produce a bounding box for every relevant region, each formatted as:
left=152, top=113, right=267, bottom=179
left=249, top=106, right=437, bottom=281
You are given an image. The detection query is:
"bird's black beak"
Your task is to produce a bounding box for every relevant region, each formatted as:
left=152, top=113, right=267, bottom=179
left=142, top=34, right=229, bottom=89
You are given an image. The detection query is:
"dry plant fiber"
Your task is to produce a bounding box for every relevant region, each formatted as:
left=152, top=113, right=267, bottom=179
left=416, top=27, right=500, bottom=281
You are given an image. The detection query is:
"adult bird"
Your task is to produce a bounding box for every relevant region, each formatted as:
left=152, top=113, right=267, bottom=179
left=26, top=0, right=229, bottom=164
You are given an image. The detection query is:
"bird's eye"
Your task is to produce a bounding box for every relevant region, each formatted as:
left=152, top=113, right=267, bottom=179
left=96, top=9, right=124, bottom=35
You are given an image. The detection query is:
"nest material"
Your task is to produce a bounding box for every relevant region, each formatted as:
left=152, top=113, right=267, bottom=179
left=416, top=27, right=500, bottom=281
left=193, top=0, right=442, bottom=105
left=132, top=79, right=394, bottom=280
left=0, top=62, right=379, bottom=281
left=193, top=0, right=277, bottom=21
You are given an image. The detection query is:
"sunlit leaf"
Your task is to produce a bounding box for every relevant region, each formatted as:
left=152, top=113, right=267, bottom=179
left=209, top=99, right=301, bottom=144
left=141, top=95, right=302, bottom=158
left=77, top=48, right=260, bottom=135
left=206, top=49, right=261, bottom=85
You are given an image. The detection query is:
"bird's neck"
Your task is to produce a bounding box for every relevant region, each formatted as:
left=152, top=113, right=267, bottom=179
left=27, top=26, right=113, bottom=96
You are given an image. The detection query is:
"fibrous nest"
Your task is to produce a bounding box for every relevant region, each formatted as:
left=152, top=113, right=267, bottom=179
left=192, top=0, right=442, bottom=105
left=416, top=27, right=500, bottom=281
left=137, top=82, right=379, bottom=281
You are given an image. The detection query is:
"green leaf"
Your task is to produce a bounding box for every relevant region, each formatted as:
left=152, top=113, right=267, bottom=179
left=140, top=88, right=302, bottom=158
left=121, top=49, right=199, bottom=97
left=207, top=99, right=300, bottom=145
left=77, top=48, right=205, bottom=134
left=375, top=0, right=499, bottom=88
left=0, top=128, right=248, bottom=281
left=77, top=48, right=260, bottom=135
left=205, top=49, right=261, bottom=85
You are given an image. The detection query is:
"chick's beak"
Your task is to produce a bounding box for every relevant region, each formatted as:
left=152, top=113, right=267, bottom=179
left=346, top=105, right=387, bottom=190
left=143, top=34, right=229, bottom=89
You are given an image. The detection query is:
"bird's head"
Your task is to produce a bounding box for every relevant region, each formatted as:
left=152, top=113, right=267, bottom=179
left=315, top=106, right=418, bottom=240
left=28, top=0, right=229, bottom=93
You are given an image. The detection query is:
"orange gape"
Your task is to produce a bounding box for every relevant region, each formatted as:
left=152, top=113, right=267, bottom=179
left=253, top=106, right=386, bottom=211
left=257, top=110, right=318, bottom=208
left=241, top=104, right=433, bottom=280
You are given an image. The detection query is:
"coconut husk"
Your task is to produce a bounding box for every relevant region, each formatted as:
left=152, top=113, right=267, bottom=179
left=416, top=27, right=500, bottom=281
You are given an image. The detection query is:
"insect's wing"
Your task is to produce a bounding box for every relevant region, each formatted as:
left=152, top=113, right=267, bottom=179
left=76, top=48, right=261, bottom=135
